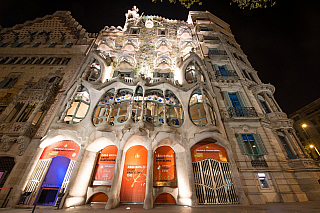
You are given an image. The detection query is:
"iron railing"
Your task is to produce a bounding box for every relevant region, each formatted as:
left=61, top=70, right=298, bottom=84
left=228, top=107, right=258, bottom=118
left=215, top=70, right=239, bottom=79
left=208, top=49, right=227, bottom=56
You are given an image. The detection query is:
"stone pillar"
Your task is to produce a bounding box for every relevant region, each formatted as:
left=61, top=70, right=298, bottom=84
left=291, top=130, right=308, bottom=157
left=64, top=149, right=96, bottom=207
left=143, top=149, right=154, bottom=209
left=283, top=129, right=300, bottom=158
left=105, top=148, right=124, bottom=209
left=262, top=92, right=274, bottom=113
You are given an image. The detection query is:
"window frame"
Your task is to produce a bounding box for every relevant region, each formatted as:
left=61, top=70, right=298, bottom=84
left=236, top=133, right=268, bottom=156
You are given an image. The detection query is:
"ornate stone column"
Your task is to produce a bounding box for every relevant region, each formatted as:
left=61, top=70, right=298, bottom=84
left=105, top=148, right=124, bottom=209
left=143, top=149, right=154, bottom=209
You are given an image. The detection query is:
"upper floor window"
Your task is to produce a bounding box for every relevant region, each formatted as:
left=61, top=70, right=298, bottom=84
left=278, top=133, right=295, bottom=159
left=16, top=102, right=37, bottom=122
left=85, top=59, right=101, bottom=81
left=25, top=57, right=35, bottom=64
left=32, top=42, right=41, bottom=47
left=64, top=43, right=73, bottom=48
left=61, top=58, right=71, bottom=65
left=110, top=89, right=133, bottom=125
left=93, top=89, right=114, bottom=126
left=0, top=72, right=22, bottom=89
left=0, top=41, right=11, bottom=47
left=64, top=86, right=90, bottom=124
left=0, top=57, right=9, bottom=64
left=158, top=28, right=167, bottom=36
left=199, top=26, right=211, bottom=31
left=11, top=42, right=25, bottom=47
left=4, top=102, right=24, bottom=122
left=165, top=90, right=183, bottom=127
left=144, top=89, right=164, bottom=126
left=257, top=95, right=271, bottom=114
left=257, top=173, right=270, bottom=189
left=236, top=134, right=267, bottom=155
left=34, top=57, right=44, bottom=64
left=189, top=89, right=215, bottom=127
left=185, top=61, right=204, bottom=84
left=48, top=42, right=57, bottom=48
left=130, top=28, right=140, bottom=35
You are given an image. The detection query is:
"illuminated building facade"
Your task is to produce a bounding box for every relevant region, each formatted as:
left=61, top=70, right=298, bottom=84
left=289, top=98, right=320, bottom=160
left=1, top=6, right=320, bottom=209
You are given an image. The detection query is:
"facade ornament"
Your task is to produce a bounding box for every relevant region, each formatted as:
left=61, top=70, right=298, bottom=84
left=17, top=136, right=25, bottom=156
left=1, top=135, right=10, bottom=152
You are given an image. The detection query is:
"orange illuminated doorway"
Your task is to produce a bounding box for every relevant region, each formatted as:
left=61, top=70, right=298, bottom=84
left=153, top=146, right=177, bottom=187
left=92, top=145, right=118, bottom=187
left=120, top=145, right=148, bottom=203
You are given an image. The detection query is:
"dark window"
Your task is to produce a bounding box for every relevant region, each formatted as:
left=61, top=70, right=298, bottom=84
left=11, top=42, right=25, bottom=47
left=4, top=102, right=24, bottom=122
left=0, top=106, right=6, bottom=115
left=34, top=57, right=44, bottom=64
left=260, top=100, right=271, bottom=114
left=52, top=58, right=62, bottom=65
left=0, top=41, right=11, bottom=47
left=199, top=26, right=211, bottom=31
left=32, top=42, right=41, bottom=47
left=311, top=119, right=317, bottom=126
left=64, top=43, right=73, bottom=48
left=293, top=116, right=301, bottom=121
left=241, top=69, right=250, bottom=79
left=43, top=58, right=54, bottom=65
left=279, top=135, right=294, bottom=159
left=25, top=57, right=36, bottom=64
left=16, top=57, right=27, bottom=64
left=61, top=58, right=71, bottom=65
left=158, top=28, right=167, bottom=36
left=130, top=28, right=140, bottom=35
left=0, top=57, right=9, bottom=64
left=6, top=57, right=18, bottom=64
left=48, top=42, right=57, bottom=48
left=248, top=72, right=257, bottom=83
left=16, top=103, right=37, bottom=122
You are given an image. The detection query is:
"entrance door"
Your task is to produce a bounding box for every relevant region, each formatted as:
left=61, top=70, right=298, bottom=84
left=120, top=145, right=147, bottom=203
left=38, top=156, right=70, bottom=205
left=191, top=142, right=238, bottom=204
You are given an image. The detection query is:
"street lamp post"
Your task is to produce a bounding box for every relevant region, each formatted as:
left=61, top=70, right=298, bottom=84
left=310, top=145, right=320, bottom=157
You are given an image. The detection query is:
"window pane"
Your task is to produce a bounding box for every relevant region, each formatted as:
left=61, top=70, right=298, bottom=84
left=190, top=105, right=200, bottom=120
left=75, top=102, right=89, bottom=118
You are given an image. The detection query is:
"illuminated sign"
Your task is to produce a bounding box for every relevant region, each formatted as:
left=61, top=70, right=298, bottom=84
left=153, top=146, right=176, bottom=187
left=191, top=142, right=229, bottom=162
left=93, top=145, right=118, bottom=186
left=40, top=140, right=80, bottom=161
left=120, top=145, right=147, bottom=203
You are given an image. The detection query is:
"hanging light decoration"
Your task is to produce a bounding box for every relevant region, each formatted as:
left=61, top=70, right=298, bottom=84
left=152, top=0, right=202, bottom=9
left=231, top=0, right=276, bottom=9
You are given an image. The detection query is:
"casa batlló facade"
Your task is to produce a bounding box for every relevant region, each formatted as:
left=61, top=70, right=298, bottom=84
left=1, top=6, right=320, bottom=209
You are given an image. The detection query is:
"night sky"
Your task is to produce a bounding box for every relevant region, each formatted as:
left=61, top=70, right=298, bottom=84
left=0, top=0, right=319, bottom=115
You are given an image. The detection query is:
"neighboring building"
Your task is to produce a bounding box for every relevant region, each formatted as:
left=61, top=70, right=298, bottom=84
left=2, top=6, right=320, bottom=209
left=289, top=98, right=320, bottom=160
left=0, top=11, right=95, bottom=207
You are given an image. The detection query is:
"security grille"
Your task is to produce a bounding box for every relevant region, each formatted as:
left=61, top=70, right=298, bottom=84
left=192, top=158, right=238, bottom=204
left=23, top=159, right=52, bottom=205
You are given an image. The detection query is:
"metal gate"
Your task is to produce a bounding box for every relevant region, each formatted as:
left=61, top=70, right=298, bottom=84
left=192, top=158, right=238, bottom=204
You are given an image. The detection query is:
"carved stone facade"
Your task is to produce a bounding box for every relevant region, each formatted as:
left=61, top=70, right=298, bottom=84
left=1, top=7, right=320, bottom=209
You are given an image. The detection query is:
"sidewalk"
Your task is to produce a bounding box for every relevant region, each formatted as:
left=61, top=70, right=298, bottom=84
left=1, top=202, right=320, bottom=213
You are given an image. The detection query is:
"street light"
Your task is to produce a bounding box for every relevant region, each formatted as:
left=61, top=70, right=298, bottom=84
left=302, top=123, right=312, bottom=139
left=309, top=144, right=320, bottom=157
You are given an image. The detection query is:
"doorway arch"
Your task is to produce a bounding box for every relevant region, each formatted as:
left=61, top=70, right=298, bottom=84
left=191, top=141, right=238, bottom=204
left=120, top=145, right=148, bottom=203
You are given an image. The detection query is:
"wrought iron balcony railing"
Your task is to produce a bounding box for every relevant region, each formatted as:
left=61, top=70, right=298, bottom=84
left=228, top=107, right=258, bottom=118
left=215, top=70, right=239, bottom=79
left=208, top=49, right=227, bottom=56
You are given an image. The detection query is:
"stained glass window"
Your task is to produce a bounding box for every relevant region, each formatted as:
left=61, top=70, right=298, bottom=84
left=165, top=90, right=183, bottom=127
left=93, top=89, right=114, bottom=126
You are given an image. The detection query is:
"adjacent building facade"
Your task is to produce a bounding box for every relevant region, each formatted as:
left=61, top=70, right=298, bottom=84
left=289, top=98, right=320, bottom=161
left=1, top=6, right=320, bottom=209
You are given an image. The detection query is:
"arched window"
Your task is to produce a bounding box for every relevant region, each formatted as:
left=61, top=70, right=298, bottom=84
left=165, top=90, right=183, bottom=127
left=132, top=86, right=143, bottom=123
left=110, top=89, right=133, bottom=125
left=64, top=86, right=90, bottom=124
left=185, top=61, right=204, bottom=84
left=85, top=59, right=101, bottom=81
left=93, top=89, right=115, bottom=126
left=143, top=90, right=164, bottom=126
left=189, top=89, right=215, bottom=127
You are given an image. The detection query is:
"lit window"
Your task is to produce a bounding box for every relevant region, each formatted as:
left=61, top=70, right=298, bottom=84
left=17, top=103, right=37, bottom=122
left=143, top=90, right=164, bottom=126
left=132, top=86, right=143, bottom=123
left=93, top=89, right=114, bottom=126
left=64, top=86, right=90, bottom=124
left=85, top=59, right=101, bottom=81
left=109, top=89, right=133, bottom=125
left=257, top=173, right=269, bottom=189
left=189, top=89, right=214, bottom=127
left=165, top=90, right=183, bottom=127
left=236, top=134, right=268, bottom=155
left=185, top=61, right=204, bottom=84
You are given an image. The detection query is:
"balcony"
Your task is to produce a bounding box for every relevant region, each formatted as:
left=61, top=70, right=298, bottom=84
left=208, top=49, right=228, bottom=60
left=228, top=107, right=258, bottom=118
left=215, top=70, right=239, bottom=80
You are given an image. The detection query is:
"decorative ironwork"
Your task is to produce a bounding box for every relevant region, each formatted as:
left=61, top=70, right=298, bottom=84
left=215, top=70, right=239, bottom=79
left=228, top=107, right=258, bottom=118
left=192, top=158, right=239, bottom=204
